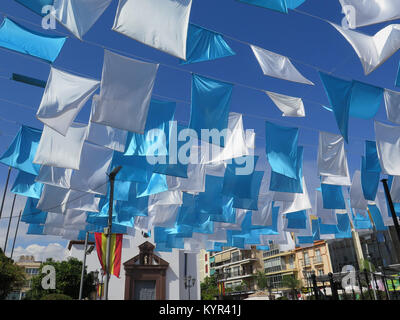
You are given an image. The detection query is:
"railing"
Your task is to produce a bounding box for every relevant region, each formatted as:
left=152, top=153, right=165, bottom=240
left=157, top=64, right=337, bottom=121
left=313, top=256, right=323, bottom=264
left=302, top=260, right=311, bottom=267
left=303, top=269, right=400, bottom=300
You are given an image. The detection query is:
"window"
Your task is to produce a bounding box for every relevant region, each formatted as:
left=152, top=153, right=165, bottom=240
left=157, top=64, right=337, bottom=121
left=231, top=266, right=240, bottom=277
left=205, top=265, right=208, bottom=274
left=288, top=255, right=295, bottom=269
left=318, top=269, right=324, bottom=276
left=231, top=251, right=240, bottom=262
left=304, top=252, right=310, bottom=265
left=314, top=249, right=322, bottom=263
left=25, top=268, right=39, bottom=275
left=264, top=257, right=283, bottom=273
left=205, top=254, right=208, bottom=262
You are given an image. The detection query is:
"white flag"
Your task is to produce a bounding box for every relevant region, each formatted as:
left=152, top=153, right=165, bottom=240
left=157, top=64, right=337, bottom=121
left=112, top=0, right=193, bottom=59
left=91, top=50, right=159, bottom=133
left=53, top=0, right=112, bottom=39
left=330, top=22, right=400, bottom=75
left=251, top=44, right=314, bottom=85
left=37, top=67, right=99, bottom=136
left=265, top=91, right=305, bottom=117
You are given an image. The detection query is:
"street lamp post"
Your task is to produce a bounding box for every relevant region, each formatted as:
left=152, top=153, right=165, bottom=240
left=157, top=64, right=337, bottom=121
left=184, top=275, right=196, bottom=300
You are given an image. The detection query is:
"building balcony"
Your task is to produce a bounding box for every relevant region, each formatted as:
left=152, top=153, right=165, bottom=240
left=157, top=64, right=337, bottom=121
left=301, top=260, right=311, bottom=267
left=313, top=257, right=323, bottom=265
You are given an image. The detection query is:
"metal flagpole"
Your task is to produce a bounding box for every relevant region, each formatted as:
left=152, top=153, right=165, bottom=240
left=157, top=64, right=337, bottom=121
left=381, top=179, right=400, bottom=246
left=3, top=193, right=16, bottom=253
left=79, top=231, right=89, bottom=300
left=104, top=166, right=122, bottom=301
left=0, top=166, right=12, bottom=220
left=10, top=210, right=22, bottom=260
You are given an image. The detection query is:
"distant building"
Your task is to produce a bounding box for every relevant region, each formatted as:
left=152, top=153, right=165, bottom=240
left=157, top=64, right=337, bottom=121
left=6, top=255, right=41, bottom=300
left=295, top=240, right=333, bottom=292
left=209, top=246, right=263, bottom=299
left=198, top=249, right=210, bottom=283
left=262, top=243, right=297, bottom=298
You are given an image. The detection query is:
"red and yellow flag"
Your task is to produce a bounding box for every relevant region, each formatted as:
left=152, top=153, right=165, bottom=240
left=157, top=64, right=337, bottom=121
left=95, top=232, right=123, bottom=278
left=97, top=283, right=104, bottom=298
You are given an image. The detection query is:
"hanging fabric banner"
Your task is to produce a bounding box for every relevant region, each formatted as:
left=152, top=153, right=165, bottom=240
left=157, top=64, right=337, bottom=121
left=365, top=140, right=382, bottom=173
left=279, top=177, right=312, bottom=214
left=15, top=0, right=54, bottom=16
left=91, top=50, right=159, bottom=133
left=320, top=184, right=346, bottom=210
left=330, top=22, right=400, bottom=75
left=317, top=131, right=348, bottom=177
left=33, top=123, right=88, bottom=170
left=181, top=24, right=235, bottom=65
left=237, top=0, right=305, bottom=14
left=265, top=91, right=305, bottom=117
left=124, top=99, right=176, bottom=156
left=251, top=44, right=314, bottom=85
left=265, top=121, right=299, bottom=179
left=319, top=72, right=383, bottom=141
left=0, top=125, right=42, bottom=175
left=269, top=146, right=303, bottom=193
left=361, top=156, right=380, bottom=201
left=22, top=198, right=48, bottom=224
left=37, top=67, right=100, bottom=135
left=339, top=0, right=400, bottom=29
left=86, top=95, right=128, bottom=152
left=0, top=18, right=66, bottom=63
left=112, top=0, right=193, bottom=60
left=95, top=232, right=123, bottom=277
left=200, top=113, right=254, bottom=164
left=374, top=121, right=400, bottom=175
left=384, top=89, right=400, bottom=125
left=189, top=73, right=233, bottom=146
left=350, top=170, right=368, bottom=210
left=11, top=171, right=43, bottom=199
left=52, top=0, right=113, bottom=39
left=315, top=190, right=337, bottom=225
left=319, top=72, right=352, bottom=142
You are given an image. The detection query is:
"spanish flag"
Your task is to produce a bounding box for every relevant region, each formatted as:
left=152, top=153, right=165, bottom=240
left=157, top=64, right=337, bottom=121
left=218, top=282, right=225, bottom=296
left=97, top=283, right=104, bottom=298
left=95, top=232, right=123, bottom=278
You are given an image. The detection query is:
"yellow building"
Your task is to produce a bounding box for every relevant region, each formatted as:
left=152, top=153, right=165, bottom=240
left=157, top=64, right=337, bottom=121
left=262, top=243, right=297, bottom=297
left=295, top=240, right=333, bottom=292
left=210, top=246, right=263, bottom=298
left=7, top=255, right=41, bottom=300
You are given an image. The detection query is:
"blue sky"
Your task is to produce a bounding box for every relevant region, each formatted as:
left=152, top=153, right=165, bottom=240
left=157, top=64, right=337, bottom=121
left=0, top=0, right=399, bottom=259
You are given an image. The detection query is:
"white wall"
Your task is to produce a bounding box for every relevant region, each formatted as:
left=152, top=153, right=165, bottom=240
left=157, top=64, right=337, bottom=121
left=69, top=231, right=199, bottom=300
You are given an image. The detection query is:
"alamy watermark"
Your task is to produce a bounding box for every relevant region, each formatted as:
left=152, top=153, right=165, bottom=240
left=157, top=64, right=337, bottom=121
left=41, top=265, right=56, bottom=290
left=144, top=121, right=256, bottom=176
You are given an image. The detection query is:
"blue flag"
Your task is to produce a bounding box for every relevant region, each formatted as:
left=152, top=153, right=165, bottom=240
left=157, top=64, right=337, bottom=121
left=15, top=0, right=54, bottom=16
left=321, top=184, right=346, bottom=209
left=181, top=24, right=235, bottom=65
left=365, top=140, right=381, bottom=173
left=11, top=171, right=43, bottom=199
left=237, top=0, right=305, bottom=13
left=0, top=18, right=66, bottom=63
left=265, top=121, right=299, bottom=179
left=0, top=125, right=42, bottom=175
left=361, top=156, right=380, bottom=201
left=189, top=74, right=233, bottom=146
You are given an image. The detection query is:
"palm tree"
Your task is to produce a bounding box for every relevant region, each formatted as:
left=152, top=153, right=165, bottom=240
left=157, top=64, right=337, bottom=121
left=282, top=275, right=302, bottom=300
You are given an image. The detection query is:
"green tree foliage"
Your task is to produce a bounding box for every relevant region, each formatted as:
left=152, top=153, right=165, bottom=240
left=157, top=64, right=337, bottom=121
left=24, top=257, right=95, bottom=300
left=255, top=271, right=268, bottom=290
left=282, top=275, right=302, bottom=300
left=0, top=249, right=26, bottom=299
left=200, top=275, right=219, bottom=300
